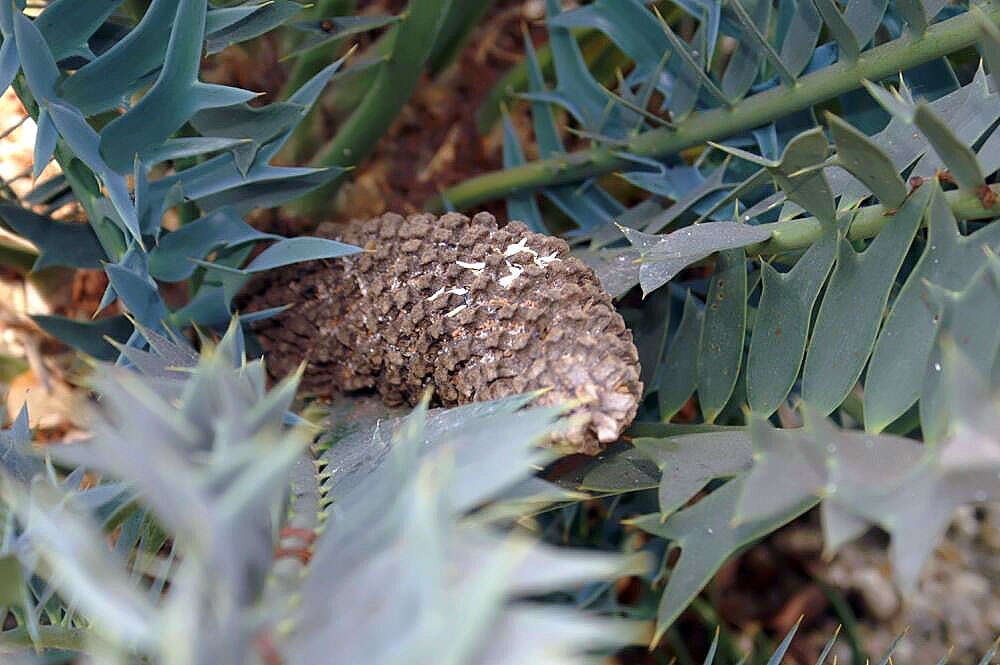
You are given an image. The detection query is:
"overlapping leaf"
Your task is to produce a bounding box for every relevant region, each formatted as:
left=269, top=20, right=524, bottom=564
left=619, top=223, right=771, bottom=296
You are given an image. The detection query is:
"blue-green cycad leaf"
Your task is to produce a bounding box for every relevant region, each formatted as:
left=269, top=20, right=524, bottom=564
left=283, top=14, right=401, bottom=61
left=621, top=159, right=733, bottom=236
left=0, top=37, right=18, bottom=96
left=721, top=0, right=772, bottom=99
left=974, top=6, right=1000, bottom=93
left=658, top=291, right=704, bottom=420
left=46, top=101, right=141, bottom=244
left=12, top=12, right=58, bottom=102
left=829, top=68, right=1000, bottom=210
left=57, top=0, right=178, bottom=115
left=99, top=0, right=259, bottom=174
left=697, top=248, right=748, bottom=422
left=896, top=0, right=929, bottom=35
left=778, top=0, right=822, bottom=78
left=863, top=79, right=987, bottom=191
left=865, top=183, right=1000, bottom=431
left=35, top=0, right=123, bottom=61
left=749, top=397, right=999, bottom=593
left=548, top=0, right=709, bottom=117
left=630, top=476, right=815, bottom=644
left=149, top=208, right=279, bottom=282
left=622, top=286, right=672, bottom=393
left=529, top=0, right=638, bottom=139
left=501, top=111, right=544, bottom=233
left=747, top=225, right=838, bottom=415
left=292, top=394, right=643, bottom=665
left=204, top=0, right=304, bottom=55
left=0, top=203, right=104, bottom=270
left=31, top=109, right=56, bottom=181
left=145, top=58, right=349, bottom=213
left=911, top=105, right=987, bottom=190
left=139, top=136, right=252, bottom=166
left=713, top=127, right=835, bottom=224
left=919, top=255, right=1000, bottom=444
left=32, top=314, right=132, bottom=361
left=935, top=341, right=1000, bottom=470
left=801, top=183, right=932, bottom=414
left=736, top=405, right=923, bottom=533
left=656, top=14, right=726, bottom=112
left=241, top=237, right=361, bottom=273
left=843, top=0, right=889, bottom=48
left=820, top=370, right=1000, bottom=592
left=753, top=69, right=1000, bottom=214
left=0, top=474, right=160, bottom=647
left=578, top=443, right=660, bottom=493
left=827, top=112, right=907, bottom=209
left=0, top=404, right=41, bottom=484
left=104, top=258, right=171, bottom=334
left=812, top=0, right=859, bottom=62
left=521, top=28, right=623, bottom=230
left=119, top=319, right=199, bottom=378
left=194, top=164, right=347, bottom=213
left=619, top=222, right=771, bottom=296
left=190, top=102, right=305, bottom=176
left=0, top=2, right=17, bottom=92
left=632, top=429, right=753, bottom=517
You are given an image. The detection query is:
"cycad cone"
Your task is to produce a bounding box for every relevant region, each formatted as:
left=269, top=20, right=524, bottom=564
left=246, top=212, right=642, bottom=454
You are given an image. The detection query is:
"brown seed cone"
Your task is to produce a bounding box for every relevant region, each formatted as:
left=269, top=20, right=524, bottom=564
left=242, top=211, right=642, bottom=454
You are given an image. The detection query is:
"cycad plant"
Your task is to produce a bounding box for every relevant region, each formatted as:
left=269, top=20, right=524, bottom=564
left=0, top=0, right=998, bottom=662
left=434, top=0, right=1000, bottom=650
left=0, top=320, right=646, bottom=662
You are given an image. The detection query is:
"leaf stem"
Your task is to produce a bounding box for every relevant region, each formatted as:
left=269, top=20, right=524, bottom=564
left=427, top=1, right=1000, bottom=212
left=754, top=184, right=1000, bottom=255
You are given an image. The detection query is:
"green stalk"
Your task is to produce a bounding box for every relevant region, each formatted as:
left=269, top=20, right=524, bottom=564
left=427, top=0, right=1000, bottom=212
left=291, top=0, right=455, bottom=216
left=425, top=0, right=496, bottom=75
left=753, top=184, right=1000, bottom=255
left=280, top=0, right=485, bottom=165
left=279, top=20, right=392, bottom=165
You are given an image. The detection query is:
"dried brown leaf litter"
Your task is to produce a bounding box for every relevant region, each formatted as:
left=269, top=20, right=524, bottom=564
left=243, top=211, right=642, bottom=454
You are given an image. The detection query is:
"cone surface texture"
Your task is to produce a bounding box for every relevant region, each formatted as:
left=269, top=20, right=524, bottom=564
left=245, top=212, right=642, bottom=453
